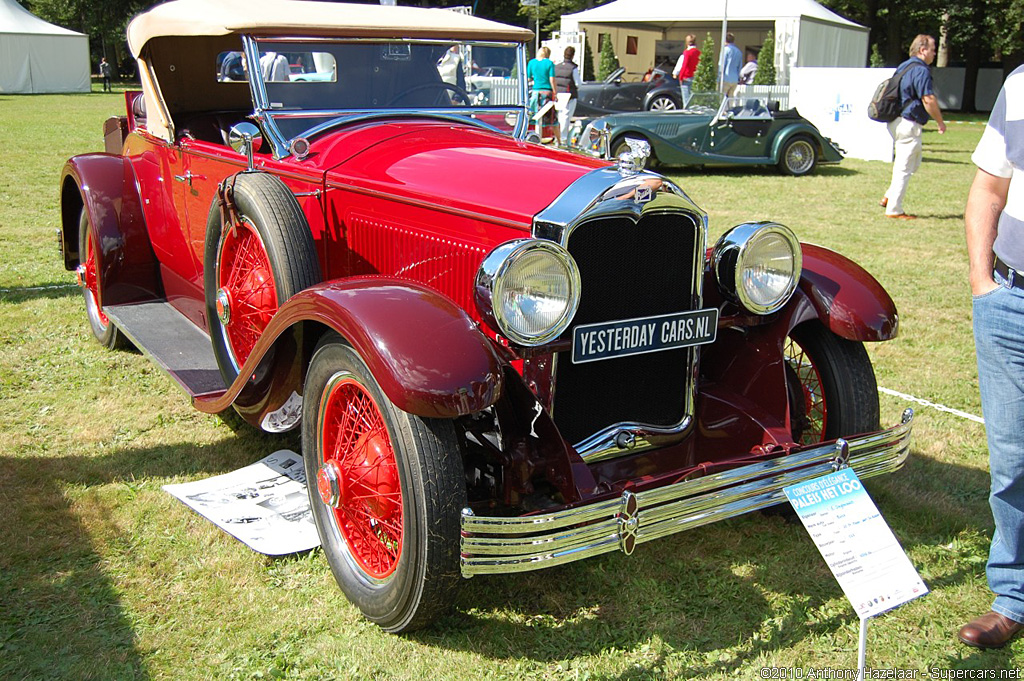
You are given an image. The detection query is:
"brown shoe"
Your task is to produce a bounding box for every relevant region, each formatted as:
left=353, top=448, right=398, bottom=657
left=958, top=611, right=1024, bottom=649
left=879, top=197, right=888, bottom=207
left=885, top=213, right=917, bottom=220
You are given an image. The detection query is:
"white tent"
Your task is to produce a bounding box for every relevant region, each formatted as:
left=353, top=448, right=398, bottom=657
left=561, top=0, right=868, bottom=85
left=0, top=0, right=90, bottom=93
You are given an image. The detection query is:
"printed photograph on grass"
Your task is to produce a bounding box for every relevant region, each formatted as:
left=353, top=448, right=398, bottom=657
left=0, top=86, right=1012, bottom=678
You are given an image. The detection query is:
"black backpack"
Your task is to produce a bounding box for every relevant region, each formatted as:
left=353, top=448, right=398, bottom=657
left=867, top=63, right=917, bottom=123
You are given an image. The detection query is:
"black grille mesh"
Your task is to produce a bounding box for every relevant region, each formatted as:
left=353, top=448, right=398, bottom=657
left=552, top=211, right=699, bottom=446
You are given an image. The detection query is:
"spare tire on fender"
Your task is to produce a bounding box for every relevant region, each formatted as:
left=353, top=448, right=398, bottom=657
left=204, top=172, right=321, bottom=385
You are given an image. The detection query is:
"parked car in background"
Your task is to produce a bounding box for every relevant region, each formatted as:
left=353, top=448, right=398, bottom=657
left=574, top=95, right=844, bottom=176
left=576, top=65, right=682, bottom=116
left=60, top=0, right=910, bottom=634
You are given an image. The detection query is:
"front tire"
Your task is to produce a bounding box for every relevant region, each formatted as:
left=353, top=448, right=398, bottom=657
left=204, top=173, right=320, bottom=384
left=77, top=208, right=126, bottom=349
left=784, top=322, right=880, bottom=445
left=777, top=136, right=817, bottom=176
left=302, top=336, right=466, bottom=633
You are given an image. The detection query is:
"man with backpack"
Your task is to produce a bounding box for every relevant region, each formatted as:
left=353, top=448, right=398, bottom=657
left=879, top=34, right=946, bottom=219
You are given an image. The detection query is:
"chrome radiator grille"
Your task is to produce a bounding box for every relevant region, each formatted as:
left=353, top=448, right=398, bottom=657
left=551, top=211, right=702, bottom=448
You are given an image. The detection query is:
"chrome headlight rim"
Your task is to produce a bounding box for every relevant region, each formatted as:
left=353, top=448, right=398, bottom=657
left=475, top=239, right=581, bottom=347
left=713, top=221, right=802, bottom=315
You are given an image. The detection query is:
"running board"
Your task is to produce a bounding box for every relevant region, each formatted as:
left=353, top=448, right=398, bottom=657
left=104, top=301, right=227, bottom=399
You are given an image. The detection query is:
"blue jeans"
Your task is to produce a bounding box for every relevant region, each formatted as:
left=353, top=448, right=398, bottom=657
left=679, top=79, right=692, bottom=106
left=974, top=268, right=1024, bottom=623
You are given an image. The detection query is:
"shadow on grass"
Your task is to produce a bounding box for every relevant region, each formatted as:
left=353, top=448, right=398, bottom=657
left=0, top=283, right=78, bottom=302
left=414, top=450, right=1002, bottom=676
left=0, top=435, right=278, bottom=680
left=922, top=155, right=973, bottom=165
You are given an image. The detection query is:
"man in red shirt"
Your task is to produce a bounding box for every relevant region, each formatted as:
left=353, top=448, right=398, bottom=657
left=672, top=35, right=701, bottom=107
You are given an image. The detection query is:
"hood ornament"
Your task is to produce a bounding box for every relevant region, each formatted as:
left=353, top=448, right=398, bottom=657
left=617, top=138, right=651, bottom=177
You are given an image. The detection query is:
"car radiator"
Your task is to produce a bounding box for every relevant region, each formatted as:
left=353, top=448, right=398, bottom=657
left=551, top=210, right=703, bottom=450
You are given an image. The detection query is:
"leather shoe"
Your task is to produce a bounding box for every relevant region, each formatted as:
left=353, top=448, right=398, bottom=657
left=958, top=611, right=1024, bottom=649
left=886, top=213, right=917, bottom=220
left=879, top=197, right=888, bottom=207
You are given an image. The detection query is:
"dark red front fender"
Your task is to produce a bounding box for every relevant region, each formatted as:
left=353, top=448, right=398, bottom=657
left=59, top=154, right=161, bottom=305
left=196, top=278, right=504, bottom=423
left=785, top=243, right=899, bottom=342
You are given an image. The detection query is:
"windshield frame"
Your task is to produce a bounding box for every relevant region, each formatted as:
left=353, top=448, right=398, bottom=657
left=240, top=35, right=530, bottom=159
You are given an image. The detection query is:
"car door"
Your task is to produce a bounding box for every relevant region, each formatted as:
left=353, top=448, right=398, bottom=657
left=702, top=99, right=773, bottom=159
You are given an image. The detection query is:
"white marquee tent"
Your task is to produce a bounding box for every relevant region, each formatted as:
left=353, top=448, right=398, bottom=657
left=0, top=0, right=90, bottom=93
left=560, top=0, right=868, bottom=85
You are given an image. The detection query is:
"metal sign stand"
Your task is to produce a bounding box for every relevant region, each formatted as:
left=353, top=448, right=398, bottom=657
left=858, top=617, right=869, bottom=680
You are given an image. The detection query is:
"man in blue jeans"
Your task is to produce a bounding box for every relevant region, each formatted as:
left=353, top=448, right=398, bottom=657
left=960, top=63, right=1024, bottom=649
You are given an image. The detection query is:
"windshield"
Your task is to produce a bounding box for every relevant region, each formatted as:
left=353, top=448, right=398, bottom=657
left=233, top=38, right=526, bottom=152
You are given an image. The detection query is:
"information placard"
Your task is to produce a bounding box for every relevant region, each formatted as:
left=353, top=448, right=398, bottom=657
left=163, top=450, right=320, bottom=556
left=784, top=468, right=927, bottom=619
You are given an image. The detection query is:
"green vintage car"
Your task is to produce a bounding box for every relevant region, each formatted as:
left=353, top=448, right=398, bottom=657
left=573, top=95, right=844, bottom=176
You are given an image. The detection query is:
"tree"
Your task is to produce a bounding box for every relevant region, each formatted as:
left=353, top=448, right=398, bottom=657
left=692, top=33, right=717, bottom=93
left=597, top=33, right=619, bottom=80
left=583, top=36, right=595, bottom=81
left=870, top=43, right=886, bottom=67
left=753, top=31, right=776, bottom=85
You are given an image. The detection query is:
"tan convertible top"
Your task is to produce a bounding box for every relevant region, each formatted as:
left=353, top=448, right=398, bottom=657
left=127, top=0, right=533, bottom=57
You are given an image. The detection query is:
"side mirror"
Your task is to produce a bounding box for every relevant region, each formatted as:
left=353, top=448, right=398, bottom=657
left=228, top=122, right=263, bottom=171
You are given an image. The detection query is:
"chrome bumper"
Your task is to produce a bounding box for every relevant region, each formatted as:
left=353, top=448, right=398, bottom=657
left=460, top=409, right=913, bottom=577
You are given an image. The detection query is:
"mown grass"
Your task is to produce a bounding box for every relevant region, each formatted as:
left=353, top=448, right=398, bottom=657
left=0, top=87, right=1016, bottom=679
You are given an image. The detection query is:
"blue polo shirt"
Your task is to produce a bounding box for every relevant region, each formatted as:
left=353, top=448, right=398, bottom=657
left=896, top=56, right=934, bottom=125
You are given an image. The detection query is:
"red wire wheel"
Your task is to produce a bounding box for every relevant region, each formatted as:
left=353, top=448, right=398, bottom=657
left=203, top=172, right=321, bottom=386
left=216, top=217, right=278, bottom=371
left=302, top=338, right=467, bottom=632
left=318, top=374, right=403, bottom=580
left=784, top=334, right=827, bottom=444
left=76, top=208, right=124, bottom=349
left=81, top=224, right=109, bottom=328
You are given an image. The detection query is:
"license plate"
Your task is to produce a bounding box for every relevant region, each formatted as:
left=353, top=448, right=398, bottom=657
left=571, top=308, right=719, bottom=364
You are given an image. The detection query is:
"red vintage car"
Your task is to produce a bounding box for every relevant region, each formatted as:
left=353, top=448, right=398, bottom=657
left=59, top=0, right=912, bottom=633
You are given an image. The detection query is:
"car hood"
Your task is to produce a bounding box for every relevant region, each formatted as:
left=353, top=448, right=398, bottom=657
left=311, top=118, right=608, bottom=227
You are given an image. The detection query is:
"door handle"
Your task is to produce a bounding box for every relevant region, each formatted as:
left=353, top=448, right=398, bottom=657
left=173, top=172, right=205, bottom=185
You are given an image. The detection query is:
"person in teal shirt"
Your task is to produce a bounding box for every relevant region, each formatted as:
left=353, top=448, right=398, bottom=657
left=527, top=46, right=556, bottom=114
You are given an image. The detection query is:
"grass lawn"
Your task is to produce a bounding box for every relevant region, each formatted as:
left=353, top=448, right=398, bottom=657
left=0, top=89, right=1016, bottom=679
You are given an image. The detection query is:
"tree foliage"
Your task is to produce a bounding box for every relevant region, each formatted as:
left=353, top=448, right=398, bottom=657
left=692, top=33, right=717, bottom=93
left=583, top=36, right=595, bottom=81
left=752, top=30, right=775, bottom=85
left=597, top=33, right=619, bottom=80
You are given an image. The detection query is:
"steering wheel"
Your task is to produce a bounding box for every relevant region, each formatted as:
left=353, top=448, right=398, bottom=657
left=387, top=82, right=473, bottom=107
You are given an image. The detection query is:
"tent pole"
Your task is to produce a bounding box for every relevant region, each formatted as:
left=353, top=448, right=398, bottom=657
left=719, top=0, right=728, bottom=93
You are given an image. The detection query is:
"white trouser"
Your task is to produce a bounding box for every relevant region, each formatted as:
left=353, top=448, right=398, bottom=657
left=884, top=117, right=923, bottom=215
left=557, top=94, right=577, bottom=146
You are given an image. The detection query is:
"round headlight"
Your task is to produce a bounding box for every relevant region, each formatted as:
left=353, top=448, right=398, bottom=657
left=475, top=240, right=581, bottom=346
left=714, top=222, right=802, bottom=315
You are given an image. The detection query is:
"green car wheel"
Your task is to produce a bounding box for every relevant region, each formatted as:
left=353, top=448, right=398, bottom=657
left=778, top=136, right=817, bottom=176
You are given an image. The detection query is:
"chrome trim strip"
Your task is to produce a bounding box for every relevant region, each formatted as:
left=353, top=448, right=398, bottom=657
left=460, top=410, right=913, bottom=576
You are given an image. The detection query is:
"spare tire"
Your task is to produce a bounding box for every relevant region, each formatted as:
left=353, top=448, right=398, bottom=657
left=204, top=172, right=321, bottom=385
